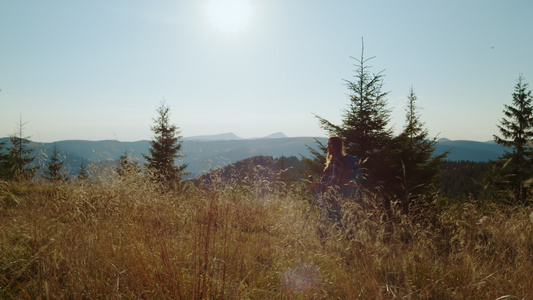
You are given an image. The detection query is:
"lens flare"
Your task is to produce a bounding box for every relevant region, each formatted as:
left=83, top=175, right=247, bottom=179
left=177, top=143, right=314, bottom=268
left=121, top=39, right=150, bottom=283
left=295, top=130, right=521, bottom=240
left=280, top=264, right=322, bottom=293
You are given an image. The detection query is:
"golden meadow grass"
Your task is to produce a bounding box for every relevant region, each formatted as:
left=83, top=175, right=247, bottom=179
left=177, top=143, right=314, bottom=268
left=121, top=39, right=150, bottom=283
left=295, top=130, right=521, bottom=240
left=1, top=169, right=533, bottom=299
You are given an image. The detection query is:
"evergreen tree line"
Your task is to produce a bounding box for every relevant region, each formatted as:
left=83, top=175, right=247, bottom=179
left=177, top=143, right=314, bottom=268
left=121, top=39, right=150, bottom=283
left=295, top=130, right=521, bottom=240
left=301, top=40, right=533, bottom=209
left=0, top=101, right=187, bottom=187
left=440, top=160, right=491, bottom=200
left=195, top=156, right=493, bottom=201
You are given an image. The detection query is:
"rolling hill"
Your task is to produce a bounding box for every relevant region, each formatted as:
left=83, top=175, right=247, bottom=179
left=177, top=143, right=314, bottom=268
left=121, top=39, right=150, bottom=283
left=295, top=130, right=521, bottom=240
left=434, top=139, right=507, bottom=161
left=0, top=135, right=508, bottom=178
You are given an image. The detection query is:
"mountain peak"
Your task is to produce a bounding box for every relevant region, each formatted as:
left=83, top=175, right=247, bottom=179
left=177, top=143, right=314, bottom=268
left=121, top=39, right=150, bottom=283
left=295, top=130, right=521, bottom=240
left=262, top=132, right=287, bottom=139
left=185, top=132, right=288, bottom=141
left=184, top=132, right=243, bottom=141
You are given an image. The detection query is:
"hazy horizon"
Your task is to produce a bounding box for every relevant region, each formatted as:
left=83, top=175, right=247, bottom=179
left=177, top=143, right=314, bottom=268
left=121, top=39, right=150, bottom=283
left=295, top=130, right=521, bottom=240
left=0, top=131, right=497, bottom=144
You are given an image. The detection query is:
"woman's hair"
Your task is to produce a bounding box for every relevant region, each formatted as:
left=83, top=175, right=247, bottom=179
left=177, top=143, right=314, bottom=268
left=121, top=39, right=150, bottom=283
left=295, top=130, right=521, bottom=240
left=325, top=136, right=345, bottom=170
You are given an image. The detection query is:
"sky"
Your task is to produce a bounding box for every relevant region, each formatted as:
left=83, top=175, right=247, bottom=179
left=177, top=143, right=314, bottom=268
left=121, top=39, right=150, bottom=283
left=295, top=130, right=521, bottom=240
left=1, top=0, right=532, bottom=143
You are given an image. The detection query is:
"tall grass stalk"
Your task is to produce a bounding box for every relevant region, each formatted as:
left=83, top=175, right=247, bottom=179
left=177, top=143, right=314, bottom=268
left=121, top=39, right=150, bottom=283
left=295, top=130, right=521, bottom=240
left=1, top=170, right=533, bottom=299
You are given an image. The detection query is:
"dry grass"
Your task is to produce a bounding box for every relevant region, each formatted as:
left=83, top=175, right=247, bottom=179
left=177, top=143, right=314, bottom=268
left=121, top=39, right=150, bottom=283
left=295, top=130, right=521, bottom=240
left=1, top=171, right=533, bottom=299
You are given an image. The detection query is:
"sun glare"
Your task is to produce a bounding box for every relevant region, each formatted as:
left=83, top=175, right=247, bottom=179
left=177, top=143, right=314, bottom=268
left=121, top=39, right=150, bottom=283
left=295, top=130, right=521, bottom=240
left=206, top=0, right=252, bottom=34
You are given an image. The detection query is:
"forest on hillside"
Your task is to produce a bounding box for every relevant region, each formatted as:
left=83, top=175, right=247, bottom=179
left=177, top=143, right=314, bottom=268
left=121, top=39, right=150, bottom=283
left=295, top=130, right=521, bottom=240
left=194, top=155, right=494, bottom=202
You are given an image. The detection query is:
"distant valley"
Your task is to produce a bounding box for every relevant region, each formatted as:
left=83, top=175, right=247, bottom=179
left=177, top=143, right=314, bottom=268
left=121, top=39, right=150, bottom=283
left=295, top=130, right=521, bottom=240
left=0, top=133, right=507, bottom=178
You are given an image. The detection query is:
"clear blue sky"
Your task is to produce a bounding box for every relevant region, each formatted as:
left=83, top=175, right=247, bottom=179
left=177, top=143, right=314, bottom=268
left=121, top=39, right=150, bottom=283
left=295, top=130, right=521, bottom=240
left=1, top=0, right=532, bottom=142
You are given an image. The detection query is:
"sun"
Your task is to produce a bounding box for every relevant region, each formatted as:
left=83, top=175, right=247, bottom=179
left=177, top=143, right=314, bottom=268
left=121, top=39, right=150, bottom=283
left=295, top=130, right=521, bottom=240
left=206, top=0, right=252, bottom=34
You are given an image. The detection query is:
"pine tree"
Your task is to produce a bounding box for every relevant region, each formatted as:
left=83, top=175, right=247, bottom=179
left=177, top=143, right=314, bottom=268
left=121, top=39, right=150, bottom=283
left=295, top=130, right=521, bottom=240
left=117, top=150, right=141, bottom=177
left=314, top=40, right=392, bottom=189
left=299, top=138, right=327, bottom=180
left=143, top=101, right=188, bottom=183
left=390, top=87, right=447, bottom=213
left=77, top=159, right=89, bottom=181
left=8, top=118, right=38, bottom=180
left=43, top=144, right=67, bottom=182
left=493, top=75, right=533, bottom=203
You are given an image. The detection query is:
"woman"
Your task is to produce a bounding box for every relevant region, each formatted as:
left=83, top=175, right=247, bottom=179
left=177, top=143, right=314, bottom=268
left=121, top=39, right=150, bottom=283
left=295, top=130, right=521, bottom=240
left=310, top=136, right=345, bottom=238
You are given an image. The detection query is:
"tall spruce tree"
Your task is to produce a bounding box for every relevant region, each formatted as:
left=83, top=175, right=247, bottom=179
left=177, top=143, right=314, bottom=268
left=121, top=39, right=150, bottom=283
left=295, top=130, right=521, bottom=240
left=493, top=75, right=533, bottom=203
left=143, top=101, right=188, bottom=183
left=390, top=87, right=447, bottom=213
left=8, top=118, right=38, bottom=180
left=315, top=40, right=392, bottom=189
left=43, top=144, right=67, bottom=182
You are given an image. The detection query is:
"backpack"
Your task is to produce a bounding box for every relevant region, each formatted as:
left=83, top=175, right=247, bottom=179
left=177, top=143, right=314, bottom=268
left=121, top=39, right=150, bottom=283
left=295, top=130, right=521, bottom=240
left=341, top=154, right=362, bottom=195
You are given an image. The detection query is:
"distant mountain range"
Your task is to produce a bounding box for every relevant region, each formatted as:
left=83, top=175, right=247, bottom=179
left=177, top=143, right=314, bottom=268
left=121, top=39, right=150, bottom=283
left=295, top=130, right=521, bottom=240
left=184, top=132, right=287, bottom=141
left=0, top=133, right=508, bottom=178
left=435, top=138, right=507, bottom=161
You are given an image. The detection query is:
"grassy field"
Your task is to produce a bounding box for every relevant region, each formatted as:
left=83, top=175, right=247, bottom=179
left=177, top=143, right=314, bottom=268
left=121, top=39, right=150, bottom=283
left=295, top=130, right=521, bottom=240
left=1, top=172, right=533, bottom=299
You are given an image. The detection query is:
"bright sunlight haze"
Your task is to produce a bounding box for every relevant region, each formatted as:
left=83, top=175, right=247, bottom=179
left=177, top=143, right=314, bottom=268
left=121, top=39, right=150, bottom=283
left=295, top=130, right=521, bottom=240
left=206, top=0, right=252, bottom=34
left=1, top=1, right=533, bottom=142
